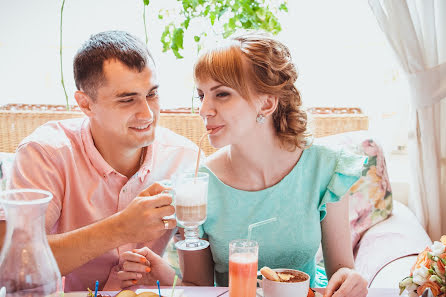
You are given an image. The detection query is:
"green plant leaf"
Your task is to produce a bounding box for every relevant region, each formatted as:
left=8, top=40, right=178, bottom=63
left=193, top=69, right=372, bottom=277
left=143, top=0, right=150, bottom=6
left=160, top=25, right=172, bottom=52
left=209, top=11, right=216, bottom=25
left=172, top=27, right=184, bottom=50
left=217, top=6, right=228, bottom=19
left=172, top=48, right=184, bottom=59
left=279, top=3, right=288, bottom=12
left=183, top=18, right=191, bottom=29
left=194, top=35, right=200, bottom=42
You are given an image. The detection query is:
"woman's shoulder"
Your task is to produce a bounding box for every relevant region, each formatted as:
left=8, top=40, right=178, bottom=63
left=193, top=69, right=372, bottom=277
left=305, top=142, right=367, bottom=177
left=202, top=147, right=229, bottom=177
left=303, top=143, right=340, bottom=164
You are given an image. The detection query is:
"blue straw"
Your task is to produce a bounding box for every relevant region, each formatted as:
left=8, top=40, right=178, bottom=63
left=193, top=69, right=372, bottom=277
left=157, top=280, right=161, bottom=297
left=94, top=280, right=99, bottom=297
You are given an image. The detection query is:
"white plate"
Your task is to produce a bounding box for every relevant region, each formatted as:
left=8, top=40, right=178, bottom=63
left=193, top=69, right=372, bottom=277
left=135, top=288, right=184, bottom=297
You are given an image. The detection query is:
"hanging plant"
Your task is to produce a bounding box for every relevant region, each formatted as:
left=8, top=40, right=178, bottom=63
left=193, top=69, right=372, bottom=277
left=60, top=0, right=69, bottom=109
left=157, top=0, right=288, bottom=59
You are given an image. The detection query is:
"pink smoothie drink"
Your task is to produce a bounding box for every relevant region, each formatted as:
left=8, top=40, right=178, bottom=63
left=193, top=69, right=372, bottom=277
left=229, top=253, right=258, bottom=297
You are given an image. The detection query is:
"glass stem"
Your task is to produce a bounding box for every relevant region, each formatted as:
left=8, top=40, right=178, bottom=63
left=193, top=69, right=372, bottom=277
left=184, top=225, right=199, bottom=248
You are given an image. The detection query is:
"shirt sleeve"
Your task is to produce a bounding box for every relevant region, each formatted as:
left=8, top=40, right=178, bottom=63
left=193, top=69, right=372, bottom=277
left=4, top=142, right=65, bottom=232
left=318, top=149, right=367, bottom=221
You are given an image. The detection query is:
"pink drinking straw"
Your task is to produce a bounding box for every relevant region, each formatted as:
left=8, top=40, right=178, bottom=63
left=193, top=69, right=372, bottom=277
left=194, top=131, right=210, bottom=178
left=61, top=276, right=66, bottom=297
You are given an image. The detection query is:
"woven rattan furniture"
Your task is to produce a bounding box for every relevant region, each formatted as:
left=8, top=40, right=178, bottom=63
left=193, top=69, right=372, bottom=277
left=0, top=104, right=368, bottom=155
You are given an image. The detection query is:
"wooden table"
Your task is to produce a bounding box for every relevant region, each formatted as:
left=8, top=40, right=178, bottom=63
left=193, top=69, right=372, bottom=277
left=105, top=286, right=402, bottom=297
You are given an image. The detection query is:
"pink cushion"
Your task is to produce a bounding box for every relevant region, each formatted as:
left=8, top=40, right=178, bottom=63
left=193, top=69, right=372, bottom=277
left=316, top=131, right=393, bottom=249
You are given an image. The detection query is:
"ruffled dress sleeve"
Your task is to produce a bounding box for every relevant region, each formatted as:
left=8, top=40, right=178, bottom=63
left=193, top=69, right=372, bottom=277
left=318, top=149, right=367, bottom=221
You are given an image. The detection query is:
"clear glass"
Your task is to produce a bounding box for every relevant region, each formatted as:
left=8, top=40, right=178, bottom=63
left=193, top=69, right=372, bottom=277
left=174, top=172, right=209, bottom=251
left=229, top=239, right=259, bottom=297
left=0, top=189, right=62, bottom=297
left=157, top=179, right=175, bottom=220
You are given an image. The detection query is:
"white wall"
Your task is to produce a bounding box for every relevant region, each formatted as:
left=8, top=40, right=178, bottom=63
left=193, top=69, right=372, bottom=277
left=0, top=0, right=410, bottom=190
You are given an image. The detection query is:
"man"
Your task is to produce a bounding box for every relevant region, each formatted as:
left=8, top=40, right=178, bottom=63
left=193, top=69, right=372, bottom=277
left=0, top=31, right=199, bottom=290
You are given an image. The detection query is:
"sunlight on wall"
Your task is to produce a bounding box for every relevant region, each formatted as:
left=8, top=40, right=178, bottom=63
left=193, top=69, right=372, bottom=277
left=0, top=0, right=410, bottom=153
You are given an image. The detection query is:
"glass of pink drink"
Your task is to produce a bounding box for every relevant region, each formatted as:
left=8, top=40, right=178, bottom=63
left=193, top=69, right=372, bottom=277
left=229, top=239, right=259, bottom=297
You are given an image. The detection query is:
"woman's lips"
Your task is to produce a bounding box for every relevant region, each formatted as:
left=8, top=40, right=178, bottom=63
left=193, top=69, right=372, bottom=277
left=207, top=125, right=224, bottom=135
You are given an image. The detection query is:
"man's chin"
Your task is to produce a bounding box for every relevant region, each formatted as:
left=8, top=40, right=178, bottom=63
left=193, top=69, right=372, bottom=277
left=138, top=131, right=156, bottom=148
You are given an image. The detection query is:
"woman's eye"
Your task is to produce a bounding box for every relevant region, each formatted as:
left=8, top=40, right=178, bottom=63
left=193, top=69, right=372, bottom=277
left=216, top=92, right=229, bottom=98
left=120, top=98, right=134, bottom=103
left=196, top=94, right=204, bottom=101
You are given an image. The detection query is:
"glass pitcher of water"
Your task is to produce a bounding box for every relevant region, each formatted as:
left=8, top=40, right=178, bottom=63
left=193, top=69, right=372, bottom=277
left=0, top=189, right=62, bottom=297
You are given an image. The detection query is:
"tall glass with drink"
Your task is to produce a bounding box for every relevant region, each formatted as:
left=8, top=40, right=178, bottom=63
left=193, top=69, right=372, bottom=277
left=174, top=171, right=209, bottom=251
left=229, top=239, right=259, bottom=297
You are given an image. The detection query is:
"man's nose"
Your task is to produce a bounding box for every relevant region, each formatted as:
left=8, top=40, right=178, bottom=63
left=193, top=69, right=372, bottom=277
left=138, top=99, right=154, bottom=120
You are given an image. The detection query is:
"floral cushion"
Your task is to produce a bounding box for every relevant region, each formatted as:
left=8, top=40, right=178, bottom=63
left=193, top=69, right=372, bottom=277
left=315, top=131, right=393, bottom=249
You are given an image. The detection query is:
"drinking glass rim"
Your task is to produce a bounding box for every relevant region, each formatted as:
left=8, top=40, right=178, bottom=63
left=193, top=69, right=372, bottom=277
left=230, top=239, right=259, bottom=248
left=0, top=189, right=53, bottom=205
left=178, top=171, right=209, bottom=180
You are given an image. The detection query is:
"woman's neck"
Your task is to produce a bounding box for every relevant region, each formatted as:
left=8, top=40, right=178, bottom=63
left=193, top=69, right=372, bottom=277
left=226, top=133, right=302, bottom=191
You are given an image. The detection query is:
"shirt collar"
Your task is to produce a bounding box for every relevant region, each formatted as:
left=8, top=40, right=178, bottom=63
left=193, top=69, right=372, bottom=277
left=80, top=118, right=154, bottom=179
left=138, top=144, right=153, bottom=182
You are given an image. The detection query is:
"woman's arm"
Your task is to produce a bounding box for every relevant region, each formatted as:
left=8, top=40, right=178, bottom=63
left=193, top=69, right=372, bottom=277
left=321, top=196, right=368, bottom=297
left=321, top=195, right=354, bottom=279
left=176, top=228, right=215, bottom=286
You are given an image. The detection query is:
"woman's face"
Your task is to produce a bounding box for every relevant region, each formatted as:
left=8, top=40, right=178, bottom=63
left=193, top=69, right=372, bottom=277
left=196, top=78, right=260, bottom=149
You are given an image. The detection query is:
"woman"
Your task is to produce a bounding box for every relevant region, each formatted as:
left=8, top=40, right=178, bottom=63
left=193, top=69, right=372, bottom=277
left=117, top=32, right=368, bottom=297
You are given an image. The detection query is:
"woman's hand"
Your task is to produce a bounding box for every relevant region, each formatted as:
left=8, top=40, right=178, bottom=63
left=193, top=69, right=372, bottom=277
left=324, top=267, right=368, bottom=297
left=117, top=247, right=178, bottom=288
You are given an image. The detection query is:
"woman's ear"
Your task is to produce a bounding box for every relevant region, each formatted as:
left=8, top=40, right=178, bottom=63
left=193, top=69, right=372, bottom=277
left=259, top=94, right=279, bottom=118
left=74, top=91, right=94, bottom=117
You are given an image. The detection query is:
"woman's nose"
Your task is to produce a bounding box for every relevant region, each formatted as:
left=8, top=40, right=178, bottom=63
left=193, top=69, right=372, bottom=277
left=199, top=96, right=215, bottom=119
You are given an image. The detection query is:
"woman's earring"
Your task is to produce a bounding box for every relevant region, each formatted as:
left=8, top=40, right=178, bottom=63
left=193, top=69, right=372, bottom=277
left=256, top=114, right=266, bottom=124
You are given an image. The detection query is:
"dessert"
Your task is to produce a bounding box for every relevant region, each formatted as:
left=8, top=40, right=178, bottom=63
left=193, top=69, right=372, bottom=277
left=277, top=270, right=308, bottom=283
left=260, top=266, right=280, bottom=282
left=260, top=267, right=309, bottom=283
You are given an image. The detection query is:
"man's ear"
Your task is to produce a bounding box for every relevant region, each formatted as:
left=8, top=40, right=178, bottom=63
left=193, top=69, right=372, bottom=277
left=259, top=94, right=279, bottom=118
left=74, top=91, right=94, bottom=117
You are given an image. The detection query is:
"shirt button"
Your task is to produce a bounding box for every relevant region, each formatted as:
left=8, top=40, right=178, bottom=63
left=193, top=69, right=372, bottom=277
left=123, top=188, right=126, bottom=193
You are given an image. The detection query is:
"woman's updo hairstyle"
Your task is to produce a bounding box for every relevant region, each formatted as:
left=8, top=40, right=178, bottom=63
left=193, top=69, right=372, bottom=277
left=194, top=32, right=309, bottom=151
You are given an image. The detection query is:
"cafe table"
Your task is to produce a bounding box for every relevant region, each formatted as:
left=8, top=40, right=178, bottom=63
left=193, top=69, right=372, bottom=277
left=99, top=286, right=403, bottom=297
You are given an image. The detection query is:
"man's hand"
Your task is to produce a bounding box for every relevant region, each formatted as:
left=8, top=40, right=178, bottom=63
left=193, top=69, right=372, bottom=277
left=117, top=182, right=176, bottom=244
left=118, top=247, right=178, bottom=288
left=324, top=267, right=368, bottom=297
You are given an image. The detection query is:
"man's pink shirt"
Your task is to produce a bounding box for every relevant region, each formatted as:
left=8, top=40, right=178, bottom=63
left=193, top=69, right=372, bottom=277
left=3, top=117, right=200, bottom=291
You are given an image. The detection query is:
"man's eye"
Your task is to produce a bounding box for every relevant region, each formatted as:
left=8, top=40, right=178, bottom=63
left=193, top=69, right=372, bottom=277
left=119, top=99, right=134, bottom=103
left=147, top=90, right=159, bottom=98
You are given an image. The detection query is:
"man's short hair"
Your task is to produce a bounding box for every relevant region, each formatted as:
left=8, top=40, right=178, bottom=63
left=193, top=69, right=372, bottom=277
left=73, top=30, right=155, bottom=99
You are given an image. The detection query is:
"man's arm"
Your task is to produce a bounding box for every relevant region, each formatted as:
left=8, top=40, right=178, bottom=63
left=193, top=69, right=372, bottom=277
left=48, top=211, right=127, bottom=275
left=7, top=143, right=176, bottom=276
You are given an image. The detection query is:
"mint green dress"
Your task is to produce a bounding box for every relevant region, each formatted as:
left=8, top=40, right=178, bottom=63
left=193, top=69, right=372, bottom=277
left=198, top=144, right=366, bottom=288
